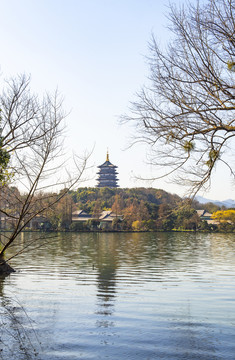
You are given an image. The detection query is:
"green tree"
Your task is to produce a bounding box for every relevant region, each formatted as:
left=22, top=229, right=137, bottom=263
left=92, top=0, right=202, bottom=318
left=174, top=205, right=199, bottom=230
left=112, top=217, right=122, bottom=231
left=0, top=115, right=10, bottom=183
left=156, top=203, right=174, bottom=230
left=144, top=219, right=157, bottom=231
left=124, top=0, right=235, bottom=195
left=202, top=202, right=221, bottom=214
left=92, top=200, right=102, bottom=220
left=136, top=200, right=149, bottom=222
left=162, top=216, right=175, bottom=231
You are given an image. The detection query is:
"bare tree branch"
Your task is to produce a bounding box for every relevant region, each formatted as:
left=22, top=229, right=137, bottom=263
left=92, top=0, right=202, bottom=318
left=123, top=0, right=235, bottom=196
left=0, top=74, right=89, bottom=271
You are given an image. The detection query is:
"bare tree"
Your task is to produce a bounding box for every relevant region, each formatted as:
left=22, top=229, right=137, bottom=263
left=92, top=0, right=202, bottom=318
left=0, top=120, right=10, bottom=183
left=0, top=74, right=88, bottom=275
left=123, top=0, right=235, bottom=195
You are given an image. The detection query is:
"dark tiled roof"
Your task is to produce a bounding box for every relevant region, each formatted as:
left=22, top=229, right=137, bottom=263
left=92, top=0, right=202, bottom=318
left=98, top=160, right=117, bottom=168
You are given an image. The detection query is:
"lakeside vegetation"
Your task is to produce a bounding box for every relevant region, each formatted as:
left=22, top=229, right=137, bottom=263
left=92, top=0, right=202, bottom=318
left=70, top=187, right=235, bottom=233
left=2, top=186, right=234, bottom=233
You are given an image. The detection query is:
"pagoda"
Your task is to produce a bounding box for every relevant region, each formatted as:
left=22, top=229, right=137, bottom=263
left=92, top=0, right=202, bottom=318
left=96, top=152, right=119, bottom=188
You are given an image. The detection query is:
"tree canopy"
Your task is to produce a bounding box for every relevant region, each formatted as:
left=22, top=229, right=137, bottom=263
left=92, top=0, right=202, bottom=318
left=123, top=0, right=235, bottom=195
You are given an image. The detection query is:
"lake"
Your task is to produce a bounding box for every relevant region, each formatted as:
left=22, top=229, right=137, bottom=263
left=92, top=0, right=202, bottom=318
left=0, top=232, right=235, bottom=359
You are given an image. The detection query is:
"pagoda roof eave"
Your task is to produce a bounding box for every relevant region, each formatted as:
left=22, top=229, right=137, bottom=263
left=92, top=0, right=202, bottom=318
left=98, top=160, right=117, bottom=168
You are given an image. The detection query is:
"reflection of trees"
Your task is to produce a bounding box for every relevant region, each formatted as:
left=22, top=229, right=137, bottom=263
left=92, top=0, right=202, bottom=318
left=97, top=265, right=116, bottom=308
left=95, top=235, right=117, bottom=328
left=0, top=277, right=40, bottom=360
left=5, top=231, right=220, bottom=282
left=0, top=277, right=4, bottom=298
left=1, top=231, right=234, bottom=359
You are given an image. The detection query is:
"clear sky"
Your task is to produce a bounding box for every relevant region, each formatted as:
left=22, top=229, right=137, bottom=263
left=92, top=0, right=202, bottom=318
left=0, top=0, right=234, bottom=201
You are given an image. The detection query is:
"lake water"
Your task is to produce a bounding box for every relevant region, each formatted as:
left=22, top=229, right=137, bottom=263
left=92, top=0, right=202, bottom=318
left=0, top=232, right=235, bottom=360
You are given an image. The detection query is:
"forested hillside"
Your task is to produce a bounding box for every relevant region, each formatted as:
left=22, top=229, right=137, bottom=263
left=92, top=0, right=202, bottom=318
left=69, top=187, right=205, bottom=231
left=2, top=186, right=234, bottom=232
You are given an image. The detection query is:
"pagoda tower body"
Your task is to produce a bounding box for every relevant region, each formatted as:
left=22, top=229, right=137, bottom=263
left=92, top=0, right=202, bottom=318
left=96, top=152, right=119, bottom=188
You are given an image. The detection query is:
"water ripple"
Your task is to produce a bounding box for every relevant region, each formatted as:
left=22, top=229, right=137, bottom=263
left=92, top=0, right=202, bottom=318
left=1, top=232, right=235, bottom=359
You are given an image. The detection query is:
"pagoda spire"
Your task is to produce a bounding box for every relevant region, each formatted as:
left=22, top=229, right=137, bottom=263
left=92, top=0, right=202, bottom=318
left=106, top=150, right=109, bottom=162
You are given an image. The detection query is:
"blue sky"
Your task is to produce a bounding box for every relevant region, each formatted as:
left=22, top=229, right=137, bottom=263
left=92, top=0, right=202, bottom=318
left=0, top=0, right=234, bottom=200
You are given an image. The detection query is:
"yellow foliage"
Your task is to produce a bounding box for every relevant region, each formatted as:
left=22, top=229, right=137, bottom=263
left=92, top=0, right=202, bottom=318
left=132, top=220, right=141, bottom=231
left=212, top=210, right=235, bottom=224
left=227, top=61, right=235, bottom=72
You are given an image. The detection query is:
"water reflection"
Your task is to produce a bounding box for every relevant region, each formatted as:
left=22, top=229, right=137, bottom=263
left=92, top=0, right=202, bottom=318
left=95, top=235, right=117, bottom=330
left=2, top=232, right=235, bottom=360
left=0, top=276, right=4, bottom=297
left=167, top=302, right=219, bottom=360
left=0, top=276, right=41, bottom=360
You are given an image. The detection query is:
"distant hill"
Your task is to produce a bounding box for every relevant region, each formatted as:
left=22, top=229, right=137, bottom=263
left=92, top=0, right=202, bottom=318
left=196, top=196, right=235, bottom=208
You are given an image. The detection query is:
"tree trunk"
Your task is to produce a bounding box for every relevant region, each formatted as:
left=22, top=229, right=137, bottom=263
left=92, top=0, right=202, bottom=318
left=0, top=255, right=15, bottom=276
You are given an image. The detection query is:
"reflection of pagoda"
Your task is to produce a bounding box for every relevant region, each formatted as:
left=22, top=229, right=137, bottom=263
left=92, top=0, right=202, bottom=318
left=96, top=152, right=119, bottom=188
